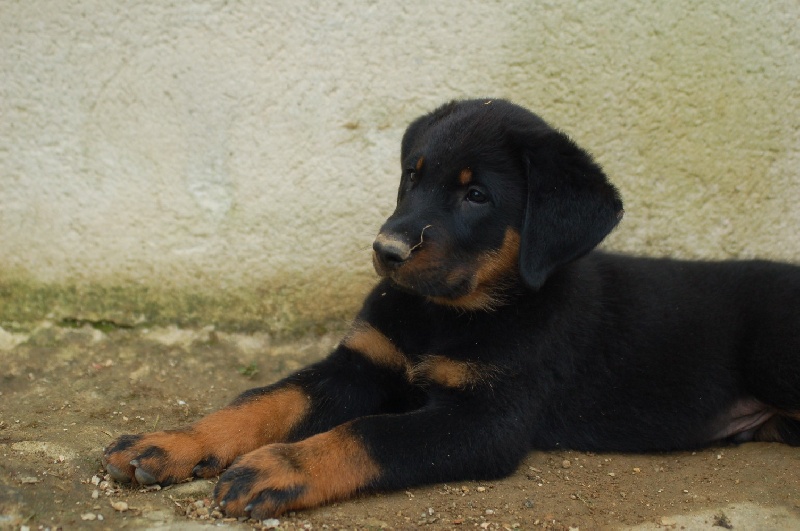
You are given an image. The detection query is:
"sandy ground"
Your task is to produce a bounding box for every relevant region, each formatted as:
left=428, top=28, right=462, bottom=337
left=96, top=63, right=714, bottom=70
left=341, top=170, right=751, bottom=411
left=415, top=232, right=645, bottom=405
left=2, top=322, right=800, bottom=530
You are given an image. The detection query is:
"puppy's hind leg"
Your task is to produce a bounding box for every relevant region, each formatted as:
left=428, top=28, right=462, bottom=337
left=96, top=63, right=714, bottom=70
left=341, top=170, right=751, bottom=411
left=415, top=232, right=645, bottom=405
left=714, top=399, right=800, bottom=445
left=752, top=414, right=800, bottom=445
left=740, top=270, right=800, bottom=444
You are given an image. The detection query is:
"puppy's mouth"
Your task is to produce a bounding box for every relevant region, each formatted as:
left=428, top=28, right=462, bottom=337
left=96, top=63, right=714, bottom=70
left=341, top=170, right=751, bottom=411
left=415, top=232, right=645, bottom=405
left=372, top=230, right=476, bottom=299
left=372, top=228, right=522, bottom=311
left=374, top=254, right=477, bottom=300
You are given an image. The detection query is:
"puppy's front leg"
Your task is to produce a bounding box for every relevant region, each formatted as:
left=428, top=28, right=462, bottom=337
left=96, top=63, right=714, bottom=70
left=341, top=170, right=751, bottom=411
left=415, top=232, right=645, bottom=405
left=214, top=389, right=529, bottom=518
left=103, top=328, right=415, bottom=486
left=103, top=382, right=309, bottom=485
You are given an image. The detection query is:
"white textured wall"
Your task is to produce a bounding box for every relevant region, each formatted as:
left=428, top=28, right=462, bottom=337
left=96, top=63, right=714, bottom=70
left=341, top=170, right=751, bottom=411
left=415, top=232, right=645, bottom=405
left=1, top=1, right=799, bottom=330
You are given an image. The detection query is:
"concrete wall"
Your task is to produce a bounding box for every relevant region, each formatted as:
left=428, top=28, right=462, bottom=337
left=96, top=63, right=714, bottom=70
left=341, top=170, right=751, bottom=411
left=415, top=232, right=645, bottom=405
left=2, top=1, right=798, bottom=333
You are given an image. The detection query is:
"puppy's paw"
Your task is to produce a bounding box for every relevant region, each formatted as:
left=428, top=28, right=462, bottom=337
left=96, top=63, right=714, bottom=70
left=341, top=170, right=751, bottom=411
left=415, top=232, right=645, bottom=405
left=214, top=427, right=379, bottom=518
left=103, top=430, right=227, bottom=486
left=214, top=445, right=307, bottom=518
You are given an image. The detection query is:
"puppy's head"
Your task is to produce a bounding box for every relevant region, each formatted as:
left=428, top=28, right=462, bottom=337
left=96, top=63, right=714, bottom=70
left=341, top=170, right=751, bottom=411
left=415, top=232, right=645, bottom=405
left=373, top=99, right=623, bottom=310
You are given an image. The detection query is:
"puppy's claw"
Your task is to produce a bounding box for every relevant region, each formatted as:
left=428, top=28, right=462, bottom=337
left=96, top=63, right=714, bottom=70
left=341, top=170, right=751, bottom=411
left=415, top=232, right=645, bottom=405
left=134, top=466, right=157, bottom=485
left=106, top=463, right=131, bottom=483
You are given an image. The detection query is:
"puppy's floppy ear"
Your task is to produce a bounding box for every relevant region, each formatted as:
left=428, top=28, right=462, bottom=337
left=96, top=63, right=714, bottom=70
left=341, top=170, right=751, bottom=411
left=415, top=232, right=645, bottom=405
left=518, top=129, right=623, bottom=290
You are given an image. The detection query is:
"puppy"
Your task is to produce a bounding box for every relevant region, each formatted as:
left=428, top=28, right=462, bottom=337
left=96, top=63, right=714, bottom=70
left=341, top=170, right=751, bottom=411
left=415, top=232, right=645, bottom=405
left=103, top=99, right=800, bottom=518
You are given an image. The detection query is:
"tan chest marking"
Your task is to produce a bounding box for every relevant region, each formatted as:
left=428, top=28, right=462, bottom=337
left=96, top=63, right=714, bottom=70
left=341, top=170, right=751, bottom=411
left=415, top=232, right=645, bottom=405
left=410, top=355, right=498, bottom=389
left=342, top=321, right=409, bottom=371
left=343, top=322, right=499, bottom=390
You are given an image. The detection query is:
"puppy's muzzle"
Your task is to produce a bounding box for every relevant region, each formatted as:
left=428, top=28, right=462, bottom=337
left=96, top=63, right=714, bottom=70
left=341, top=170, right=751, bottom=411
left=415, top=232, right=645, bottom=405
left=373, top=233, right=412, bottom=271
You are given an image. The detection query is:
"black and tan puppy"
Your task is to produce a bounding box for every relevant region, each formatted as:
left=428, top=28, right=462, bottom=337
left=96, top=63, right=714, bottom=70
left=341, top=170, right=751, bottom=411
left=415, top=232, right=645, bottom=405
left=103, top=99, right=800, bottom=518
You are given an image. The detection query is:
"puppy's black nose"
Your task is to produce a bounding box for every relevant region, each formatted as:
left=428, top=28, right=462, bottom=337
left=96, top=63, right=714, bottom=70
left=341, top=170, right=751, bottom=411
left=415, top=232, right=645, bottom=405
left=373, top=234, right=412, bottom=270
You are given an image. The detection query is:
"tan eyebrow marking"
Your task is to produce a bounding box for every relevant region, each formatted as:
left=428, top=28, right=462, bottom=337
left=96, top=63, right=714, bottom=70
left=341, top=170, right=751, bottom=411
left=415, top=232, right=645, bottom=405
left=415, top=156, right=425, bottom=172
left=459, top=168, right=473, bottom=185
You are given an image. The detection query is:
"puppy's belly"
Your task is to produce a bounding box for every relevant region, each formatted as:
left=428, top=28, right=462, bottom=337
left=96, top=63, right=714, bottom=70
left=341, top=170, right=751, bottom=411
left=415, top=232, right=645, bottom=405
left=712, top=397, right=774, bottom=442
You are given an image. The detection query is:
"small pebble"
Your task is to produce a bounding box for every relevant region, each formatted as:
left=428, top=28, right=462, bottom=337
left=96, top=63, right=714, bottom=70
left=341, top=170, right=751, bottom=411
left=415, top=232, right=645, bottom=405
left=80, top=513, right=97, bottom=521
left=262, top=518, right=280, bottom=529
left=476, top=486, right=486, bottom=492
left=91, top=489, right=99, bottom=499
left=562, top=459, right=571, bottom=468
left=485, top=509, right=494, bottom=515
left=111, top=500, right=128, bottom=512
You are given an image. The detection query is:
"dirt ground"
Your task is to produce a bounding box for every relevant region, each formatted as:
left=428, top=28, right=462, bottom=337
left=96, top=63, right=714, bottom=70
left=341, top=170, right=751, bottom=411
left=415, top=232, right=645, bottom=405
left=2, top=321, right=800, bottom=530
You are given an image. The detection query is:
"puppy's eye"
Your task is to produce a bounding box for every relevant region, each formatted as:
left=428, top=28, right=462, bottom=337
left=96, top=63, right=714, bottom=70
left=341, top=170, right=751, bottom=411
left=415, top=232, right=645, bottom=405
left=465, top=188, right=489, bottom=204
left=409, top=171, right=418, bottom=183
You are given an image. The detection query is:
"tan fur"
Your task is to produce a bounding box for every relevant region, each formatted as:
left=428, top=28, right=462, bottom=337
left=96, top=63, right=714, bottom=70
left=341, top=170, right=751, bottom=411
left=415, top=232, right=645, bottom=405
left=410, top=355, right=498, bottom=389
left=103, top=385, right=310, bottom=481
left=431, top=228, right=521, bottom=311
left=216, top=424, right=380, bottom=514
left=343, top=320, right=409, bottom=371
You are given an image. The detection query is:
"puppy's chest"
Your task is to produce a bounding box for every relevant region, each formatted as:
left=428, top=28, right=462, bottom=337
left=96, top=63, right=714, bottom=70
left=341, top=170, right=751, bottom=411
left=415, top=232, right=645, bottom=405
left=343, top=321, right=498, bottom=390
left=400, top=329, right=498, bottom=388
left=406, top=353, right=496, bottom=389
